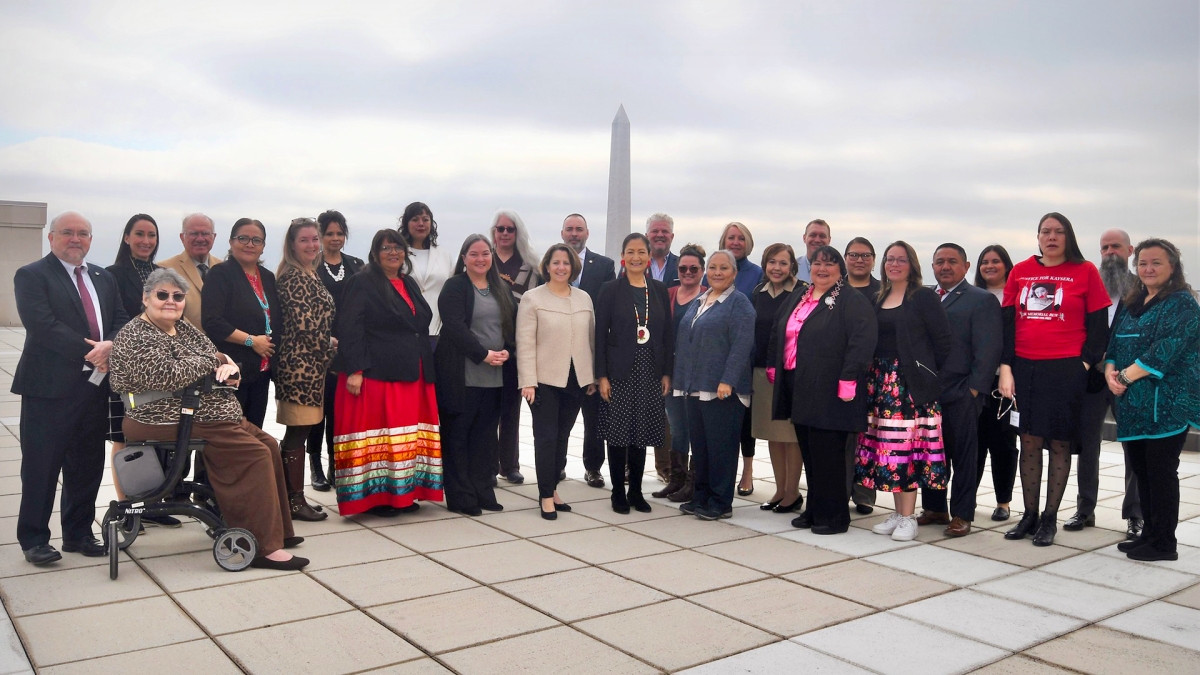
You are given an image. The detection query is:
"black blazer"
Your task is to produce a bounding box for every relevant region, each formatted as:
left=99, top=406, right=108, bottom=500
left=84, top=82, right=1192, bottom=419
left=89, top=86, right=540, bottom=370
left=937, top=282, right=1002, bottom=401
left=769, top=284, right=877, bottom=433
left=578, top=249, right=616, bottom=298
left=12, top=254, right=130, bottom=398
left=337, top=271, right=434, bottom=384
left=877, top=286, right=953, bottom=406
left=435, top=274, right=517, bottom=414
left=201, top=259, right=280, bottom=384
left=106, top=262, right=159, bottom=320
left=594, top=277, right=674, bottom=382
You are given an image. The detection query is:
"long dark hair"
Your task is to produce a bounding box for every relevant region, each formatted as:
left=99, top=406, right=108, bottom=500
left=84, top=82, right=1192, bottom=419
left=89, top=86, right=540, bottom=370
left=399, top=202, right=438, bottom=249
left=226, top=218, right=265, bottom=263
left=973, top=244, right=1013, bottom=288
left=877, top=241, right=923, bottom=303
left=363, top=229, right=415, bottom=317
left=1038, top=212, right=1085, bottom=264
left=455, top=234, right=515, bottom=343
left=114, top=214, right=160, bottom=266
left=1125, top=238, right=1193, bottom=309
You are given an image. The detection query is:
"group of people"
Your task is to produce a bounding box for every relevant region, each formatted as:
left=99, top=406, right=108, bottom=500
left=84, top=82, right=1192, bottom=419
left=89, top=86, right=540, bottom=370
left=11, top=205, right=1198, bottom=572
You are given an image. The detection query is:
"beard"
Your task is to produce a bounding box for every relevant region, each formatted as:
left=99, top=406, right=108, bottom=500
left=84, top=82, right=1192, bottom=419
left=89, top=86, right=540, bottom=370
left=1100, top=254, right=1134, bottom=298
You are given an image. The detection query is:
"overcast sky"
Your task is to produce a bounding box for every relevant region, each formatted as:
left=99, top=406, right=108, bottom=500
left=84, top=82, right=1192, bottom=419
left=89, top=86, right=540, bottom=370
left=1, top=1, right=1197, bottom=276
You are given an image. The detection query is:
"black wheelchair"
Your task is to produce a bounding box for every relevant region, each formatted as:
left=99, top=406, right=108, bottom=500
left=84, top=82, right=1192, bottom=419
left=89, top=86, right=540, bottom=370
left=104, top=375, right=257, bottom=580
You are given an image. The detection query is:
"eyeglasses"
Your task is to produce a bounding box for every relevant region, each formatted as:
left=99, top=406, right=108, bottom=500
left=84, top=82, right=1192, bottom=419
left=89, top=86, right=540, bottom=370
left=494, top=226, right=516, bottom=234
left=185, top=231, right=215, bottom=239
left=154, top=290, right=187, bottom=302
left=379, top=245, right=406, bottom=254
left=884, top=257, right=909, bottom=265
left=233, top=235, right=265, bottom=246
left=55, top=230, right=92, bottom=239
left=678, top=265, right=701, bottom=274
left=845, top=252, right=874, bottom=261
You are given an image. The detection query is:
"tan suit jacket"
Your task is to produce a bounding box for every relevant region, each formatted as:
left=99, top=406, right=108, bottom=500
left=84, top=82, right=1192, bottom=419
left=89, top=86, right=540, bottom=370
left=515, top=284, right=596, bottom=389
left=160, top=252, right=222, bottom=327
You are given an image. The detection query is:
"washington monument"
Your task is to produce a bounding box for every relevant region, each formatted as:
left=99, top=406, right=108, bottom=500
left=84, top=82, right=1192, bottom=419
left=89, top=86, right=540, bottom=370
left=604, top=105, right=631, bottom=257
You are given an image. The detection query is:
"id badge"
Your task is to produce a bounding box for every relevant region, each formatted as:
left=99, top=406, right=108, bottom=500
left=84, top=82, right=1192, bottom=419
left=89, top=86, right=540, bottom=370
left=87, top=367, right=107, bottom=386
left=1009, top=410, right=1020, bottom=428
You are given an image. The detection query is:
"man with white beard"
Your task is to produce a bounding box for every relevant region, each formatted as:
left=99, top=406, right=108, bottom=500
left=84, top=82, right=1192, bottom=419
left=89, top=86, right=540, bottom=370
left=1064, top=228, right=1143, bottom=540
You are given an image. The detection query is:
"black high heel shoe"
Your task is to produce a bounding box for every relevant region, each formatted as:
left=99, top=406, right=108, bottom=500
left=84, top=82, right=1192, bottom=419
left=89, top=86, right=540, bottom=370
left=759, top=499, right=782, bottom=511
left=774, top=495, right=803, bottom=514
left=1004, top=512, right=1038, bottom=540
left=540, top=499, right=558, bottom=521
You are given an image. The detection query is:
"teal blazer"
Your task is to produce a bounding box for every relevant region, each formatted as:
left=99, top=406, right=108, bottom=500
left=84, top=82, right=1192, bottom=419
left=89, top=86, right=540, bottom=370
left=1105, top=289, right=1200, bottom=441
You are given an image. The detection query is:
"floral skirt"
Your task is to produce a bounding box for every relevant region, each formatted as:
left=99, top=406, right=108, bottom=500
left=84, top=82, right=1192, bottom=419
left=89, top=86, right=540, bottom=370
left=854, top=358, right=947, bottom=492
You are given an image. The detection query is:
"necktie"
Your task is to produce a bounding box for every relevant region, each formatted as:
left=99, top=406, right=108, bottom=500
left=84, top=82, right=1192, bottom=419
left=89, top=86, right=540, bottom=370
left=75, top=266, right=101, bottom=341
left=936, top=287, right=948, bottom=299
left=197, top=263, right=209, bottom=280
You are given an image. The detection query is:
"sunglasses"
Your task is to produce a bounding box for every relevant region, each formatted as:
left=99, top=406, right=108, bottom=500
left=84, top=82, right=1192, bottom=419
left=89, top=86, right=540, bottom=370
left=155, top=291, right=186, bottom=302
left=678, top=265, right=701, bottom=274
left=494, top=226, right=516, bottom=234
left=233, top=235, right=265, bottom=246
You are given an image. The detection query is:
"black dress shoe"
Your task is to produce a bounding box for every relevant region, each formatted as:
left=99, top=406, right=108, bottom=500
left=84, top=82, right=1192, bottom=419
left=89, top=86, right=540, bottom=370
left=504, top=470, right=525, bottom=484
left=1004, top=512, right=1038, bottom=540
left=62, top=537, right=106, bottom=557
left=1062, top=512, right=1094, bottom=531
left=737, top=485, right=754, bottom=497
left=1032, top=512, right=1057, bottom=547
left=283, top=536, right=305, bottom=549
left=791, top=511, right=813, bottom=529
left=991, top=507, right=1010, bottom=522
left=461, top=506, right=483, bottom=517
left=585, top=470, right=606, bottom=488
left=480, top=503, right=504, bottom=512
left=1126, top=544, right=1178, bottom=562
left=628, top=492, right=652, bottom=513
left=760, top=499, right=782, bottom=511
left=249, top=555, right=310, bottom=571
left=812, top=524, right=848, bottom=535
left=774, top=496, right=803, bottom=514
left=611, top=492, right=631, bottom=514
left=554, top=502, right=572, bottom=512
left=23, top=544, right=61, bottom=565
left=540, top=507, right=557, bottom=521
left=1126, top=518, right=1144, bottom=540
left=855, top=503, right=874, bottom=515
left=1117, top=536, right=1148, bottom=553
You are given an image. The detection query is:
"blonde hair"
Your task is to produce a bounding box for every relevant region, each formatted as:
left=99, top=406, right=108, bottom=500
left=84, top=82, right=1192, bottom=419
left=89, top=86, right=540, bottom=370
left=277, top=217, right=321, bottom=276
left=717, top=222, right=755, bottom=259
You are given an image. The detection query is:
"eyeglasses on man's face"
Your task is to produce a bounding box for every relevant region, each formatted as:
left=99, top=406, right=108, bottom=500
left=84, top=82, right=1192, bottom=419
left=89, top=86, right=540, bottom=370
left=185, top=231, right=215, bottom=239
left=233, top=235, right=265, bottom=247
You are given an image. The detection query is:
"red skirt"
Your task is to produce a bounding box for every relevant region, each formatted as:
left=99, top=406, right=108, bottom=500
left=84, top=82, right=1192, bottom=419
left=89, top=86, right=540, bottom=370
left=332, top=372, right=443, bottom=515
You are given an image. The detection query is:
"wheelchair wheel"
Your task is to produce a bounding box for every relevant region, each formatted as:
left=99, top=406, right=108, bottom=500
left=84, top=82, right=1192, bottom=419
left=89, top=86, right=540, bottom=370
left=212, top=528, right=256, bottom=572
left=107, top=519, right=120, bottom=580
left=100, top=507, right=139, bottom=552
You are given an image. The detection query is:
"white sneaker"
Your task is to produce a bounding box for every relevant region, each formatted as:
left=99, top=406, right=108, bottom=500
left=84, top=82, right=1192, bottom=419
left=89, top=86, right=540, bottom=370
left=892, top=515, right=918, bottom=541
left=872, top=512, right=903, bottom=535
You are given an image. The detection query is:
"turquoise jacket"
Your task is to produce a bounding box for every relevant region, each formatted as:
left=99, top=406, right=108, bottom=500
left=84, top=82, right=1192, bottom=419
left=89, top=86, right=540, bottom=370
left=1105, top=290, right=1200, bottom=441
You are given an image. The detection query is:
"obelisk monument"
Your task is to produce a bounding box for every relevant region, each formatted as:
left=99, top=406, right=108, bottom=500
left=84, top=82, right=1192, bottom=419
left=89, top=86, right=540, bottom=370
left=604, top=105, right=631, bottom=258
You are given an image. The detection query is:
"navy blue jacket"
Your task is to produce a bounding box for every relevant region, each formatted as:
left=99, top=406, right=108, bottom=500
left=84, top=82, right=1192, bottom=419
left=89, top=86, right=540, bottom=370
left=672, top=288, right=756, bottom=396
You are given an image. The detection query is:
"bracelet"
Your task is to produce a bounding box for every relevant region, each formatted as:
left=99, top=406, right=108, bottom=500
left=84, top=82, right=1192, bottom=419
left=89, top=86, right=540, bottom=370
left=1117, top=369, right=1133, bottom=387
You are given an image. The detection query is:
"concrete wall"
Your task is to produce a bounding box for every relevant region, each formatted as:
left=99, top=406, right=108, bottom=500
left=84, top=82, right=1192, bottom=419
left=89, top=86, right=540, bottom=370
left=0, top=201, right=47, bottom=327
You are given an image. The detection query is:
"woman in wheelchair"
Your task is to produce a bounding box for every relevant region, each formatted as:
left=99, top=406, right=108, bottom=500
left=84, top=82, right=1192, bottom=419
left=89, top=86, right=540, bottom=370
left=109, top=268, right=309, bottom=570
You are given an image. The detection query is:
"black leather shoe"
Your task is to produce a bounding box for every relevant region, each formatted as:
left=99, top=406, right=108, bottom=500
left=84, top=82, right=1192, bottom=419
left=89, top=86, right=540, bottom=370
left=585, top=470, right=606, bottom=488
left=1126, top=518, right=1144, bottom=540
left=250, top=555, right=310, bottom=571
left=628, top=492, right=652, bottom=513
left=540, top=507, right=557, bottom=521
left=1004, top=512, right=1039, bottom=540
left=554, top=502, right=572, bottom=512
left=1032, top=512, right=1057, bottom=547
left=760, top=499, right=782, bottom=511
left=480, top=503, right=504, bottom=512
left=774, top=496, right=803, bottom=514
left=812, top=524, right=848, bottom=535
left=611, top=492, right=630, bottom=514
left=23, top=544, right=61, bottom=565
left=1117, top=536, right=1148, bottom=553
left=855, top=503, right=874, bottom=515
left=61, top=537, right=106, bottom=557
left=504, top=470, right=525, bottom=484
left=1126, top=544, right=1178, bottom=562
left=991, top=506, right=1010, bottom=522
left=309, top=453, right=330, bottom=492
left=1062, top=512, right=1094, bottom=531
left=791, top=511, right=813, bottom=529
left=283, top=536, right=305, bottom=549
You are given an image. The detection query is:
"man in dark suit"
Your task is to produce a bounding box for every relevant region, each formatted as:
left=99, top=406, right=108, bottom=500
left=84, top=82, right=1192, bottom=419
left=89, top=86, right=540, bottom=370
left=13, top=212, right=130, bottom=565
left=563, top=214, right=616, bottom=487
left=918, top=243, right=1001, bottom=537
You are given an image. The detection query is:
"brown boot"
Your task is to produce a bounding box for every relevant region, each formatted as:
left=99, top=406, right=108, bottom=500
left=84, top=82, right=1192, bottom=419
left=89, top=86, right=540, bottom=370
left=283, top=447, right=327, bottom=521
left=653, top=452, right=686, bottom=498
left=654, top=444, right=671, bottom=483
left=667, top=456, right=695, bottom=503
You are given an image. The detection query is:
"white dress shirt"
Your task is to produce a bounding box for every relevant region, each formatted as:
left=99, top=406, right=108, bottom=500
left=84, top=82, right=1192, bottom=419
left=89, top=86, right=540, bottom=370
left=58, top=256, right=104, bottom=333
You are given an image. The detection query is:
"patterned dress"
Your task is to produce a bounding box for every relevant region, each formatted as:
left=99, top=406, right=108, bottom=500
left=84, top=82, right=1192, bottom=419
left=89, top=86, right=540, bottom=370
left=275, top=266, right=336, bottom=426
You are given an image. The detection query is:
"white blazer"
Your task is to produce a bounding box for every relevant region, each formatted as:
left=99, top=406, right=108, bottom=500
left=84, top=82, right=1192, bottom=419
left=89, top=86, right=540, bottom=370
left=408, top=245, right=455, bottom=335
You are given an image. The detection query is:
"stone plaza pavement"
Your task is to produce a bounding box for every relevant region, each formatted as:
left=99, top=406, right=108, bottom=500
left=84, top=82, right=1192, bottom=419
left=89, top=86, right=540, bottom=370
left=0, top=326, right=1198, bottom=674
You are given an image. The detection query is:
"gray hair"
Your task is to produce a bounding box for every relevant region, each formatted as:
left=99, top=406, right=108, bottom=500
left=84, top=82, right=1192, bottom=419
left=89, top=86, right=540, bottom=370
left=142, top=267, right=190, bottom=295
left=709, top=249, right=739, bottom=271
left=49, top=211, right=92, bottom=232
left=181, top=212, right=215, bottom=232
left=645, top=212, right=674, bottom=232
left=491, top=209, right=541, bottom=272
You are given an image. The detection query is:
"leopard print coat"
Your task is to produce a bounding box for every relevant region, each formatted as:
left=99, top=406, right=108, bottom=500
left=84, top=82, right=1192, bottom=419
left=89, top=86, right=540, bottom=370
left=275, top=266, right=336, bottom=408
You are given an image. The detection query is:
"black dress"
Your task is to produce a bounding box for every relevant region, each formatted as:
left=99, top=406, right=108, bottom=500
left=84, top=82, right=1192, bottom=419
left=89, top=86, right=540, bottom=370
left=600, top=291, right=666, bottom=447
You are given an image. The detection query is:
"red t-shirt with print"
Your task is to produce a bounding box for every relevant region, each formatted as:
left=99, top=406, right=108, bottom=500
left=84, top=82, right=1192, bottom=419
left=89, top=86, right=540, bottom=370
left=1002, top=256, right=1111, bottom=360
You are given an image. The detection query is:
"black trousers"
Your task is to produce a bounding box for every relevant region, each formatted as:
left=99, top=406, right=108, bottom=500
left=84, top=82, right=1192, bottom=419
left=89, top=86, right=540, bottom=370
left=687, top=396, right=745, bottom=513
left=739, top=409, right=756, bottom=458
left=581, top=389, right=606, bottom=472
left=235, top=374, right=271, bottom=430
left=797, top=424, right=851, bottom=531
left=922, top=392, right=983, bottom=521
left=442, top=387, right=502, bottom=511
left=18, top=372, right=108, bottom=549
left=1125, top=430, right=1187, bottom=552
left=496, top=360, right=521, bottom=475
left=531, top=369, right=585, bottom=498
left=1077, top=387, right=1141, bottom=519
left=977, top=390, right=1019, bottom=504
left=306, top=371, right=338, bottom=461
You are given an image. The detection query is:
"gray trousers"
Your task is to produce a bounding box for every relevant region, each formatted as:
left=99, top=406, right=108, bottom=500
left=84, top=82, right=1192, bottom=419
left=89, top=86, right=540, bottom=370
left=1076, top=387, right=1142, bottom=519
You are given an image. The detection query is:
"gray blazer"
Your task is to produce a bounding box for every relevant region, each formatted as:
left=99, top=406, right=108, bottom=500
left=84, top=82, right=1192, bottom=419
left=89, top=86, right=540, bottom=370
left=672, top=288, right=756, bottom=396
left=937, top=280, right=1003, bottom=401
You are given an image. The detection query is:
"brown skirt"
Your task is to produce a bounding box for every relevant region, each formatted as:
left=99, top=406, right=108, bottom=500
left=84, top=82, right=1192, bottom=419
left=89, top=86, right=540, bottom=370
left=123, top=417, right=294, bottom=555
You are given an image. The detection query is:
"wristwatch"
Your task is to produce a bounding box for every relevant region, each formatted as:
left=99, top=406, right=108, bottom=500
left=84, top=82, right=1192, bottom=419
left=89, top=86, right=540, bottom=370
left=244, top=336, right=255, bottom=347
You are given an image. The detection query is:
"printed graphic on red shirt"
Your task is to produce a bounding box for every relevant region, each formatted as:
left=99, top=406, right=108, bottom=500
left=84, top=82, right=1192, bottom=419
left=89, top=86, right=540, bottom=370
left=1003, top=257, right=1110, bottom=360
left=1017, top=281, right=1064, bottom=319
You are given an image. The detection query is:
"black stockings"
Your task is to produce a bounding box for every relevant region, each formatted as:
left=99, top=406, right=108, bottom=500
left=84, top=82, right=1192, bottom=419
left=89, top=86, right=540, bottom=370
left=1018, top=434, right=1072, bottom=517
left=282, top=425, right=312, bottom=452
